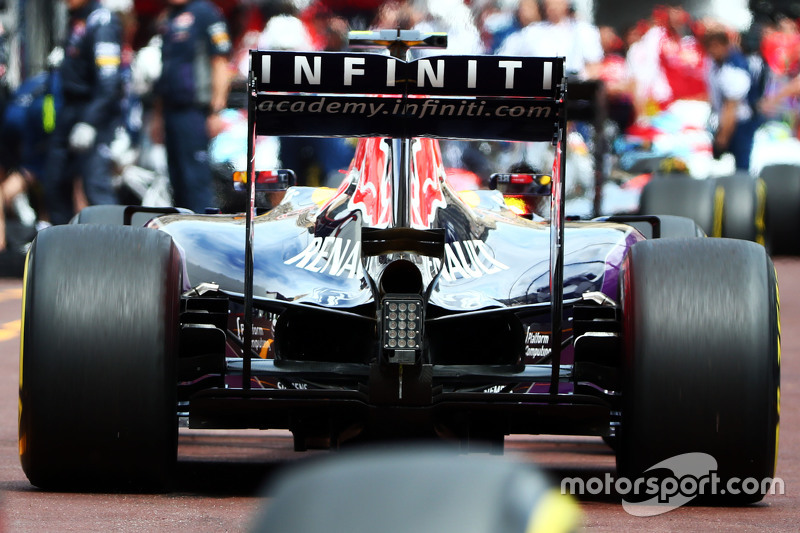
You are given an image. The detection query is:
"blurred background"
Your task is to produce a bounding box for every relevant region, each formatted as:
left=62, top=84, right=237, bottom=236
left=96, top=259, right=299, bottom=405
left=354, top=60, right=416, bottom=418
left=3, top=0, right=778, bottom=86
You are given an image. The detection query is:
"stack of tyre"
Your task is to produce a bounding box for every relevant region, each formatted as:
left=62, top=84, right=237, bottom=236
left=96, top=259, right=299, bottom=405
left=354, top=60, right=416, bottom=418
left=760, top=164, right=800, bottom=255
left=639, top=166, right=800, bottom=254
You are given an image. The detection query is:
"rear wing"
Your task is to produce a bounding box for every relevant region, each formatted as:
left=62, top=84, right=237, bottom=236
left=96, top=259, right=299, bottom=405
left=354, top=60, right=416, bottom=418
left=248, top=50, right=566, bottom=142
left=240, top=46, right=569, bottom=397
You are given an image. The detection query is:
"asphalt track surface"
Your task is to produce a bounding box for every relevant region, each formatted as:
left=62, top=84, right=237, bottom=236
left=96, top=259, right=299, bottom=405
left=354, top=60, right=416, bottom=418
left=1, top=258, right=799, bottom=531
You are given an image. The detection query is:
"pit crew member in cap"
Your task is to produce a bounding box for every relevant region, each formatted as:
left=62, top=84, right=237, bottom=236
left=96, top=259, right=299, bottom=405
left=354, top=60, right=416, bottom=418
left=42, top=0, right=123, bottom=225
left=151, top=0, right=232, bottom=213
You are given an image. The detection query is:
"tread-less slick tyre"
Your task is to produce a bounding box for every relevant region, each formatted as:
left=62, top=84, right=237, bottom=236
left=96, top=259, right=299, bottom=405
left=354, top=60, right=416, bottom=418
left=761, top=164, right=800, bottom=255
left=618, top=238, right=780, bottom=505
left=19, top=224, right=181, bottom=491
left=639, top=176, right=721, bottom=237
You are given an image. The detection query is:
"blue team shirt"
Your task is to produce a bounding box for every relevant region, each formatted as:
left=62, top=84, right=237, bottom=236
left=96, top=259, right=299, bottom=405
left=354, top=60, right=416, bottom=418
left=707, top=50, right=756, bottom=123
left=156, top=0, right=231, bottom=109
left=59, top=0, right=122, bottom=127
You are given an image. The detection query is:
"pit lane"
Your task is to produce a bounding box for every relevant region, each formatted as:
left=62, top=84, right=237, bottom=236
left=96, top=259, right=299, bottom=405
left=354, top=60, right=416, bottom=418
left=1, top=258, right=799, bottom=532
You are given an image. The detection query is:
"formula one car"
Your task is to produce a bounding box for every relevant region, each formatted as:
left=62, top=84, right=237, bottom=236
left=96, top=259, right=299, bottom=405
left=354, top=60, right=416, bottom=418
left=19, top=32, right=779, bottom=504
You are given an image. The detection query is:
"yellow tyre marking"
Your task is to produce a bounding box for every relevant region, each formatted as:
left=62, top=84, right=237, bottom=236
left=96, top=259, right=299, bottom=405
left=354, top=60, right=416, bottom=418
left=712, top=185, right=724, bottom=238
left=755, top=178, right=767, bottom=246
left=19, top=250, right=30, bottom=457
left=525, top=489, right=582, bottom=533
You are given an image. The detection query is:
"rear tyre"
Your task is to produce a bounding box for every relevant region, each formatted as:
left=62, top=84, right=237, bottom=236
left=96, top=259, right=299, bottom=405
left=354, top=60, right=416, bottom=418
left=716, top=173, right=766, bottom=244
left=618, top=238, right=780, bottom=504
left=19, top=225, right=181, bottom=491
left=639, top=176, right=722, bottom=237
left=761, top=164, right=800, bottom=255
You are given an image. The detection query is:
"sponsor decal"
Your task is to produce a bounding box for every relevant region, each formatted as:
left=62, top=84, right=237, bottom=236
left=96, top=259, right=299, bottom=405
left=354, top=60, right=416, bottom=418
left=440, top=240, right=509, bottom=280
left=277, top=381, right=308, bottom=390
left=256, top=96, right=552, bottom=120
left=285, top=236, right=508, bottom=281
left=252, top=53, right=560, bottom=141
left=232, top=314, right=275, bottom=358
left=415, top=241, right=510, bottom=282
left=257, top=53, right=555, bottom=95
left=525, top=326, right=551, bottom=360
left=284, top=236, right=362, bottom=279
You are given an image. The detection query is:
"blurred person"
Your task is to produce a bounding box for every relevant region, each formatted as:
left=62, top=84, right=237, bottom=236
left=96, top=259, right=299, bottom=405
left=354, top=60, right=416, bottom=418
left=302, top=1, right=351, bottom=51
left=230, top=3, right=272, bottom=81
left=0, top=70, right=59, bottom=251
left=151, top=0, right=232, bottom=213
left=630, top=5, right=707, bottom=119
left=740, top=23, right=769, bottom=120
left=370, top=1, right=482, bottom=55
left=104, top=0, right=142, bottom=145
left=0, top=64, right=63, bottom=225
left=403, top=0, right=487, bottom=181
left=761, top=71, right=800, bottom=120
left=0, top=21, right=10, bottom=125
left=42, top=0, right=123, bottom=225
left=482, top=0, right=541, bottom=53
left=761, top=14, right=800, bottom=79
left=497, top=0, right=601, bottom=209
left=371, top=1, right=421, bottom=32
left=236, top=12, right=313, bottom=78
left=624, top=18, right=669, bottom=121
left=758, top=14, right=800, bottom=126
left=244, top=4, right=353, bottom=188
left=703, top=27, right=761, bottom=171
left=406, top=0, right=483, bottom=55
left=598, top=25, right=635, bottom=130
left=315, top=0, right=383, bottom=30
left=498, top=0, right=602, bottom=79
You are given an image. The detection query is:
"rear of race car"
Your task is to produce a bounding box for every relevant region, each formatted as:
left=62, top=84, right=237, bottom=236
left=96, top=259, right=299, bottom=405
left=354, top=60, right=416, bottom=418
left=174, top=36, right=597, bottom=449
left=17, top=31, right=780, bottom=505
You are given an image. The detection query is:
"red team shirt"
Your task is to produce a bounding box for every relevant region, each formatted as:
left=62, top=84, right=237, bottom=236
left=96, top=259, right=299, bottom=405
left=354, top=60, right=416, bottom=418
left=658, top=31, right=707, bottom=102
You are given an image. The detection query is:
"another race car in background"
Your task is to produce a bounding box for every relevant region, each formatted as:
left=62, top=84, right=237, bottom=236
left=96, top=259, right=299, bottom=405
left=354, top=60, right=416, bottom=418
left=18, top=32, right=780, bottom=506
left=614, top=99, right=800, bottom=253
